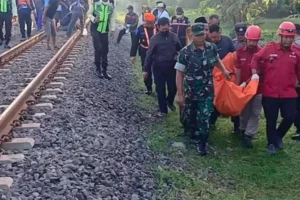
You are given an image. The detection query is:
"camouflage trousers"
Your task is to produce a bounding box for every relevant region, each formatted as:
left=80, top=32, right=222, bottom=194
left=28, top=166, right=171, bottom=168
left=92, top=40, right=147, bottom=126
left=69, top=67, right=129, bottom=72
left=180, top=96, right=214, bottom=143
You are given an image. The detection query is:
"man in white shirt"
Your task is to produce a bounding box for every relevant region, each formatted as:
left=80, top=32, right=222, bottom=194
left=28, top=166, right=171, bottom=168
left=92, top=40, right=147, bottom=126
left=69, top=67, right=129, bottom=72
left=155, top=3, right=169, bottom=23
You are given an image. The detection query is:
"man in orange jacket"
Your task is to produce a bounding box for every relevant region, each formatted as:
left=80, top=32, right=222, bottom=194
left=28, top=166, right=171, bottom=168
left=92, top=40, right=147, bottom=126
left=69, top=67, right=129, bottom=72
left=251, top=21, right=300, bottom=154
left=236, top=25, right=263, bottom=148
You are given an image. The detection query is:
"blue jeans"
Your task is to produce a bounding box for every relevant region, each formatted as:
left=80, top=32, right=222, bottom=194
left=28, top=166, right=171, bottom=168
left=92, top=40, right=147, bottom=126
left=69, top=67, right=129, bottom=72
left=35, top=8, right=43, bottom=30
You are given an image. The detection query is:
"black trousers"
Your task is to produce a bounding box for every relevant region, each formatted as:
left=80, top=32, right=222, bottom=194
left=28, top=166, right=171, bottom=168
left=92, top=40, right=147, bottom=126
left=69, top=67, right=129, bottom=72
left=0, top=12, right=12, bottom=44
left=295, top=88, right=300, bottom=132
left=18, top=11, right=32, bottom=38
left=262, top=97, right=297, bottom=145
left=140, top=49, right=152, bottom=91
left=210, top=107, right=220, bottom=125
left=209, top=106, right=239, bottom=130
left=153, top=64, right=177, bottom=114
left=91, top=31, right=109, bottom=71
left=117, top=28, right=135, bottom=46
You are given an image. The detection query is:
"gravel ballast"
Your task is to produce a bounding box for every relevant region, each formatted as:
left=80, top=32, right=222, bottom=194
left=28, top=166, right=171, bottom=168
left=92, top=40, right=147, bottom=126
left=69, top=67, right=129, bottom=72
left=0, top=24, right=38, bottom=54
left=0, top=34, right=155, bottom=200
left=0, top=31, right=69, bottom=111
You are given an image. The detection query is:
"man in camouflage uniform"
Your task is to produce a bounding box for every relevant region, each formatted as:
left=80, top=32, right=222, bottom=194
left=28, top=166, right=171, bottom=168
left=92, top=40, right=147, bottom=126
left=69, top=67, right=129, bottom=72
left=175, top=23, right=230, bottom=156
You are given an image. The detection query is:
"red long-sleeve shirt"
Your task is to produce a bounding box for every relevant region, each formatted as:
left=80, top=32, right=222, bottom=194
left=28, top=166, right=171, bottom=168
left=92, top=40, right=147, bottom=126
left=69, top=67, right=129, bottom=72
left=251, top=42, right=300, bottom=98
left=236, top=46, right=263, bottom=94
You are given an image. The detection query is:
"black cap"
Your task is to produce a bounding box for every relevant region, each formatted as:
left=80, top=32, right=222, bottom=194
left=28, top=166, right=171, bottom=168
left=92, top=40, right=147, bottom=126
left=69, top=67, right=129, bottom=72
left=234, top=22, right=247, bottom=35
left=156, top=1, right=162, bottom=4
left=176, top=7, right=183, bottom=13
left=127, top=5, right=133, bottom=9
left=194, top=16, right=207, bottom=24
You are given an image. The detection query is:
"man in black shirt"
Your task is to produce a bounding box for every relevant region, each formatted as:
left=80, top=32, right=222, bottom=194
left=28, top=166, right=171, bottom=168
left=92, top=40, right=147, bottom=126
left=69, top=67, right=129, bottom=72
left=208, top=14, right=220, bottom=26
left=209, top=24, right=235, bottom=59
left=43, top=0, right=59, bottom=50
left=208, top=24, right=240, bottom=134
left=144, top=17, right=182, bottom=117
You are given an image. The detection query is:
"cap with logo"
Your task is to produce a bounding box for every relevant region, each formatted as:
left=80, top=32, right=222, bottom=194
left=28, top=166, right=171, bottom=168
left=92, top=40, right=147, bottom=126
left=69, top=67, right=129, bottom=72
left=234, top=22, right=247, bottom=35
left=191, top=23, right=205, bottom=36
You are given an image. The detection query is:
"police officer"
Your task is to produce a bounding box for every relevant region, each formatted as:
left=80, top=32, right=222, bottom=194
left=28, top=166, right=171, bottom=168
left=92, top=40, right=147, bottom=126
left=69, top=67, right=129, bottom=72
left=233, top=22, right=264, bottom=50
left=116, top=5, right=138, bottom=45
left=175, top=23, right=230, bottom=156
left=130, top=13, right=156, bottom=95
left=232, top=22, right=247, bottom=50
left=88, top=0, right=115, bottom=80
left=251, top=21, right=300, bottom=154
left=143, top=17, right=181, bottom=117
left=171, top=7, right=190, bottom=47
left=0, top=0, right=17, bottom=48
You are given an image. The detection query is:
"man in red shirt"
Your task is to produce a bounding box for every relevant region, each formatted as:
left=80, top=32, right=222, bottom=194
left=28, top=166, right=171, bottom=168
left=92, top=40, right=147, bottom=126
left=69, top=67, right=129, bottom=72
left=236, top=25, right=263, bottom=148
left=251, top=21, right=300, bottom=154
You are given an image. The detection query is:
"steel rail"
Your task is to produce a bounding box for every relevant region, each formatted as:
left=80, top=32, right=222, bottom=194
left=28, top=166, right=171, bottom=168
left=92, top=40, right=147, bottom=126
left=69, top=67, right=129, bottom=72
left=0, top=31, right=46, bottom=66
left=0, top=23, right=63, bottom=67
left=0, top=27, right=82, bottom=144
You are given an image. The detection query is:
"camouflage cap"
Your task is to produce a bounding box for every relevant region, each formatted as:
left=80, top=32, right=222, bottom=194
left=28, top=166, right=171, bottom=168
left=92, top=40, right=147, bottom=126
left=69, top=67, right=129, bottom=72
left=191, top=23, right=205, bottom=36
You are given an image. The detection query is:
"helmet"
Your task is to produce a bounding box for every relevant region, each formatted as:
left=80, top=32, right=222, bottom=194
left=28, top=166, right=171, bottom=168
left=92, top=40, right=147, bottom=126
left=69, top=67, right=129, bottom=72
left=245, top=25, right=261, bottom=40
left=278, top=21, right=296, bottom=36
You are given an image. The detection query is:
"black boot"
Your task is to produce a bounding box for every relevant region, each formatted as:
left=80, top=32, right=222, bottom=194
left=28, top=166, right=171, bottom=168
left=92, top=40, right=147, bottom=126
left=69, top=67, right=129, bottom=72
left=196, top=142, right=207, bottom=156
left=242, top=134, right=253, bottom=148
left=102, top=66, right=112, bottom=80
left=0, top=40, right=3, bottom=46
left=233, top=127, right=240, bottom=136
left=144, top=86, right=152, bottom=95
left=94, top=64, right=103, bottom=78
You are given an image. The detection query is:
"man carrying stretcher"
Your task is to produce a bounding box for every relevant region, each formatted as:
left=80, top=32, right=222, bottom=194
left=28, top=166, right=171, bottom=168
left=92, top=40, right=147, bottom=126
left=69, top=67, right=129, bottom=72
left=175, top=23, right=230, bottom=156
left=251, top=21, right=300, bottom=154
left=235, top=25, right=263, bottom=148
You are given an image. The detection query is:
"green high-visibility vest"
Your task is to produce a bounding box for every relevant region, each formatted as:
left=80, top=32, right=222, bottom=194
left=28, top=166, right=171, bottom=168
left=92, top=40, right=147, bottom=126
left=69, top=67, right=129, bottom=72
left=0, top=0, right=7, bottom=13
left=94, top=3, right=110, bottom=33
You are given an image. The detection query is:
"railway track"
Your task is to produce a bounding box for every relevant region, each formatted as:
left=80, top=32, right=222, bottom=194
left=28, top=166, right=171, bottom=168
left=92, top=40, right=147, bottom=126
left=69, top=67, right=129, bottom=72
left=0, top=22, right=87, bottom=194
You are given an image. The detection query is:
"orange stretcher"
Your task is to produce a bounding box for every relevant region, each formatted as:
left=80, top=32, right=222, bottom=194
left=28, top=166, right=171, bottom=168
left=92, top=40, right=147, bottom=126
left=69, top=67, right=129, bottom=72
left=213, top=52, right=259, bottom=116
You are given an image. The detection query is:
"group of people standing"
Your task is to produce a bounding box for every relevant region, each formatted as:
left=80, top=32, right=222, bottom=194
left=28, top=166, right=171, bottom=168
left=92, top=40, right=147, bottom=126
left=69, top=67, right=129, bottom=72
left=87, top=0, right=300, bottom=156
left=0, top=0, right=86, bottom=49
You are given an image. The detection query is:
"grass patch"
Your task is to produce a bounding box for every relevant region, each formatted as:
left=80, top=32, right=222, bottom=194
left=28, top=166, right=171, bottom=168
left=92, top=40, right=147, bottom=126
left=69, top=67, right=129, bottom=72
left=133, top=58, right=300, bottom=199
left=126, top=12, right=300, bottom=200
